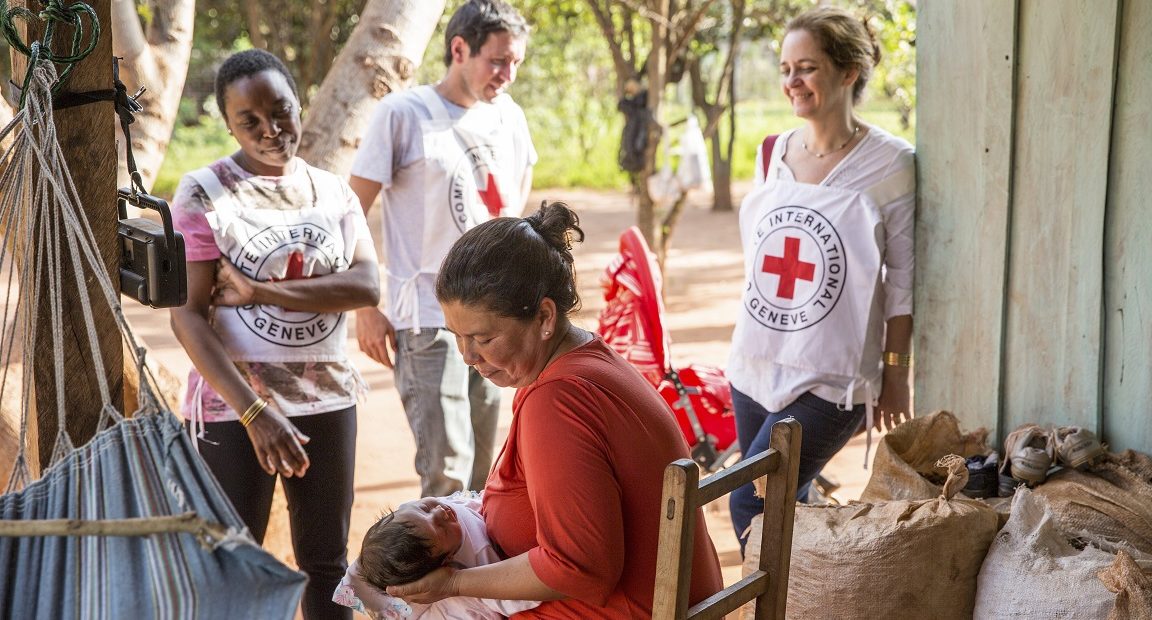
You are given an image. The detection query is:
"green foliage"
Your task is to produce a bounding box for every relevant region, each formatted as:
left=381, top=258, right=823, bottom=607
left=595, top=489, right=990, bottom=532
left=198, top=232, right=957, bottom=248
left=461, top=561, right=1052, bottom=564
left=180, top=0, right=365, bottom=125
left=153, top=0, right=916, bottom=193
left=867, top=0, right=916, bottom=130
left=419, top=0, right=631, bottom=189
left=152, top=116, right=234, bottom=199
left=727, top=99, right=914, bottom=180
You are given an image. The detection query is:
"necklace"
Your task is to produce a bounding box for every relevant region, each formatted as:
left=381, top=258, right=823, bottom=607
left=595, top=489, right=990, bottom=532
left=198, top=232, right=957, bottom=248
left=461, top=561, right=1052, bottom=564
left=802, top=125, right=860, bottom=158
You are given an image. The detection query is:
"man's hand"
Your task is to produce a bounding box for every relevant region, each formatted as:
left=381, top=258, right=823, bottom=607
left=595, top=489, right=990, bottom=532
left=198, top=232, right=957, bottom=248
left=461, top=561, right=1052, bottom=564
left=356, top=307, right=397, bottom=369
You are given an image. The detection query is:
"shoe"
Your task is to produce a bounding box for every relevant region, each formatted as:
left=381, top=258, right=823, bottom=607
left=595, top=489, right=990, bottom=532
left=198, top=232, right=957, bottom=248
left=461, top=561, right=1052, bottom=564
left=998, top=473, right=1022, bottom=497
left=1003, top=424, right=1054, bottom=486
left=812, top=473, right=841, bottom=497
left=963, top=453, right=999, bottom=499
left=1053, top=426, right=1105, bottom=469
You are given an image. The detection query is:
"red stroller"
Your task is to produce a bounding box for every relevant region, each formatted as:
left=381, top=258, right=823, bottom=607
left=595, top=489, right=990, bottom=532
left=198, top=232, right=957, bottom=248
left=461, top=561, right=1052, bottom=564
left=597, top=227, right=738, bottom=472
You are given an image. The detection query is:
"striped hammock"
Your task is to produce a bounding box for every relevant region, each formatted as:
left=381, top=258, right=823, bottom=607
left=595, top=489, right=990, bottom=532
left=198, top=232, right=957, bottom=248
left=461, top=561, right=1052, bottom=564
left=0, top=61, right=305, bottom=618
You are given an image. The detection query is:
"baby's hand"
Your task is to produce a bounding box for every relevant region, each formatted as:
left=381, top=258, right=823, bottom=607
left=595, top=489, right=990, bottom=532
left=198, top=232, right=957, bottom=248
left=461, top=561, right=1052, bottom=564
left=386, top=566, right=459, bottom=604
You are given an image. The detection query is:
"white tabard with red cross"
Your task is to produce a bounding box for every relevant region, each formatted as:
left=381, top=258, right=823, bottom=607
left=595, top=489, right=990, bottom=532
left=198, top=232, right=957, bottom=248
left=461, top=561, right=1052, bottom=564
left=381, top=86, right=524, bottom=332
left=189, top=165, right=355, bottom=363
left=732, top=174, right=884, bottom=385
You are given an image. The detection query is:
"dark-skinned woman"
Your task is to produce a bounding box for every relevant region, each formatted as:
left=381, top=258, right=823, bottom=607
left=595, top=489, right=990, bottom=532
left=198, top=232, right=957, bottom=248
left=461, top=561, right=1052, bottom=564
left=169, top=49, right=379, bottom=620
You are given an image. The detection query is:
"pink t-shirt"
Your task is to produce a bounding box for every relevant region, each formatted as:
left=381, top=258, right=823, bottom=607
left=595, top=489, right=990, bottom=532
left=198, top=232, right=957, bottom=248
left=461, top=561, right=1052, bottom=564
left=171, top=156, right=371, bottom=421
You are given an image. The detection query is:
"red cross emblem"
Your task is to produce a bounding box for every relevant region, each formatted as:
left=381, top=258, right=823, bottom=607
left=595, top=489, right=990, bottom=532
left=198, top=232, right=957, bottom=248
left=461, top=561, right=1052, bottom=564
left=478, top=172, right=504, bottom=217
left=761, top=236, right=815, bottom=299
left=271, top=251, right=311, bottom=281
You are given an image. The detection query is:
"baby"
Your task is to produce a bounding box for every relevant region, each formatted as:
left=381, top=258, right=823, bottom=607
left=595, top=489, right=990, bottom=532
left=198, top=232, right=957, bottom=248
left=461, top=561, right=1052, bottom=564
left=333, top=492, right=540, bottom=619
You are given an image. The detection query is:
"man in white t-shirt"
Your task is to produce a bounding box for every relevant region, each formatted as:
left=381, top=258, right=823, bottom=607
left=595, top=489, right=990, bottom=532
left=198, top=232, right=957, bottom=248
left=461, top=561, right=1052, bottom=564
left=349, top=0, right=537, bottom=497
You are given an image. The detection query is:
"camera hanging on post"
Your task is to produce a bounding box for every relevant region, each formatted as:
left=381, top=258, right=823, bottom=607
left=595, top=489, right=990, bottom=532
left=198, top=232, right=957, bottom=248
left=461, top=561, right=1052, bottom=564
left=111, top=58, right=187, bottom=308
left=53, top=56, right=188, bottom=308
left=55, top=57, right=187, bottom=308
left=117, top=187, right=186, bottom=309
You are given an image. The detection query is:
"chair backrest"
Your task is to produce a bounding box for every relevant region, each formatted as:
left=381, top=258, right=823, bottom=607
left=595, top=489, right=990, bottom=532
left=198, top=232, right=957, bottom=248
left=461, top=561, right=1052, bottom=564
left=653, top=418, right=801, bottom=620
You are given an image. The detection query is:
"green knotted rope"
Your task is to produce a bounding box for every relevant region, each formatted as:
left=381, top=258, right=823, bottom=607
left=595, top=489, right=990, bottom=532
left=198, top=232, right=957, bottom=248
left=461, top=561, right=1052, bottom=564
left=0, top=0, right=100, bottom=107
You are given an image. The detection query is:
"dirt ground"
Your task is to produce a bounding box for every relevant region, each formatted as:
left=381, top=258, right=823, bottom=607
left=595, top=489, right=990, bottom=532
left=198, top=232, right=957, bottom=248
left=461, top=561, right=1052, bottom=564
left=117, top=182, right=878, bottom=612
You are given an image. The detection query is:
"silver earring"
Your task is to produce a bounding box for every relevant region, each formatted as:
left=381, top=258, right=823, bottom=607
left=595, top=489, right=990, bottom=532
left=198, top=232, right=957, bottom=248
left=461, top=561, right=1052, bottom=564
left=544, top=331, right=551, bottom=337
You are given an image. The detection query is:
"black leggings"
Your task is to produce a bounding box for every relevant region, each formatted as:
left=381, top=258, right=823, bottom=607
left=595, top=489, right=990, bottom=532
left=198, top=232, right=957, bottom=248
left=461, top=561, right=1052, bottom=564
left=193, top=407, right=357, bottom=620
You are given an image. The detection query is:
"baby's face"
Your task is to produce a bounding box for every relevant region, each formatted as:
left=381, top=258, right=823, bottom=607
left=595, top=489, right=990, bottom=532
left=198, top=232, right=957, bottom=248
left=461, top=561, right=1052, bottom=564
left=394, top=498, right=464, bottom=558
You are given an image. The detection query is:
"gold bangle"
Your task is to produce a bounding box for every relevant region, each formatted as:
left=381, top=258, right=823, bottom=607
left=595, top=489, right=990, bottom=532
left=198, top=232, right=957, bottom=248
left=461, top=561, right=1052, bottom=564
left=240, top=398, right=268, bottom=427
left=883, top=352, right=912, bottom=368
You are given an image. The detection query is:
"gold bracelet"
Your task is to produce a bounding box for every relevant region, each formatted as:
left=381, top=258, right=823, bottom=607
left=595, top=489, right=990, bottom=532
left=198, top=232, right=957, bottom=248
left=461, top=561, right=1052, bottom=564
left=240, top=398, right=268, bottom=427
left=883, top=352, right=912, bottom=368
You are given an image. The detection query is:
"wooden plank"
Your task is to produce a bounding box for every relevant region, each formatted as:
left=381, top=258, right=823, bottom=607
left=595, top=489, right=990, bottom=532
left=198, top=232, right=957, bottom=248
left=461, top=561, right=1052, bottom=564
left=1002, top=0, right=1119, bottom=435
left=914, top=1, right=1017, bottom=435
left=1102, top=0, right=1152, bottom=454
left=652, top=460, right=697, bottom=620
left=695, top=448, right=779, bottom=505
left=686, top=573, right=769, bottom=620
left=756, top=419, right=799, bottom=620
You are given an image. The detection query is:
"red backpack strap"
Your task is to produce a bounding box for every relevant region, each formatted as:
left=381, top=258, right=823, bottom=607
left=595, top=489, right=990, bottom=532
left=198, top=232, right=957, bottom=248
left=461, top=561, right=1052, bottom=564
left=760, top=134, right=780, bottom=178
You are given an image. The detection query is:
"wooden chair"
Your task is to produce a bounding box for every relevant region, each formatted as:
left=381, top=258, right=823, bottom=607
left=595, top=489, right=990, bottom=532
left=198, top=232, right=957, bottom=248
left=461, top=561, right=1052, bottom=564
left=653, top=418, right=801, bottom=620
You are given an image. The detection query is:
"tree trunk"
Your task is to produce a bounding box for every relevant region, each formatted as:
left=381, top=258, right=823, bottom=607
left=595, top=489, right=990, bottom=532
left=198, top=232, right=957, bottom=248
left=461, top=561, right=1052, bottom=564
left=14, top=0, right=122, bottom=470
left=298, top=0, right=445, bottom=175
left=110, top=0, right=195, bottom=191
left=711, top=134, right=733, bottom=211
left=302, top=1, right=343, bottom=102
left=244, top=1, right=267, bottom=50
left=638, top=0, right=671, bottom=253
left=0, top=96, right=12, bottom=152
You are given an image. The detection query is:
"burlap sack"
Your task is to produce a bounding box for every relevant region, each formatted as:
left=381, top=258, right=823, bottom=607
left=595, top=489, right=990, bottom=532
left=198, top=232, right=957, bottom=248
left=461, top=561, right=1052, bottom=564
left=973, top=489, right=1152, bottom=619
left=1033, top=450, right=1152, bottom=555
left=1100, top=550, right=1152, bottom=620
left=860, top=410, right=991, bottom=502
left=744, top=464, right=999, bottom=620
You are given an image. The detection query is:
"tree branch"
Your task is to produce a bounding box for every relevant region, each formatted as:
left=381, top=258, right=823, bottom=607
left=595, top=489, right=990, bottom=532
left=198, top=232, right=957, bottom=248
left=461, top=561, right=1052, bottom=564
left=0, top=512, right=230, bottom=548
left=587, top=0, right=635, bottom=96
left=110, top=0, right=148, bottom=63
left=714, top=0, right=745, bottom=100
left=667, top=0, right=717, bottom=67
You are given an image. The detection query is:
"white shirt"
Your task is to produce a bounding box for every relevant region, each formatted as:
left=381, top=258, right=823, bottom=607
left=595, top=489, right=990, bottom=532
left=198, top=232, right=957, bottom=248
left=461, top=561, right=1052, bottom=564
left=728, top=125, right=915, bottom=410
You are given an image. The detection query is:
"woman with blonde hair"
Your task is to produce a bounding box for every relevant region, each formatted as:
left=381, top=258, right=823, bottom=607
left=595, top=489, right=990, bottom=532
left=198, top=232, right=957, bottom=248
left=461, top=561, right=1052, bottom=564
left=728, top=6, right=916, bottom=551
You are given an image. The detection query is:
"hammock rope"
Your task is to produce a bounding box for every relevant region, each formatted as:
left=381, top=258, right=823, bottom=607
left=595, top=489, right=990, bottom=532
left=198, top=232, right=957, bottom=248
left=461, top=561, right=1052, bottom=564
left=0, top=52, right=305, bottom=620
left=1, top=0, right=101, bottom=107
left=2, top=56, right=195, bottom=511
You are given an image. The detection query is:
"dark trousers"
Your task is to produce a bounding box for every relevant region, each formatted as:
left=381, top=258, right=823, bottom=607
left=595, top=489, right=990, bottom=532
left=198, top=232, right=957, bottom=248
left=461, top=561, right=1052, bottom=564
left=728, top=389, right=865, bottom=555
left=194, top=406, right=357, bottom=620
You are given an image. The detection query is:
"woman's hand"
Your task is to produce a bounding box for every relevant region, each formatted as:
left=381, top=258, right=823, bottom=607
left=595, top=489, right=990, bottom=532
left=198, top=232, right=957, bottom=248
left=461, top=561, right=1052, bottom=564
left=386, top=566, right=459, bottom=604
left=213, top=258, right=258, bottom=307
left=876, top=366, right=911, bottom=431
left=245, top=407, right=311, bottom=477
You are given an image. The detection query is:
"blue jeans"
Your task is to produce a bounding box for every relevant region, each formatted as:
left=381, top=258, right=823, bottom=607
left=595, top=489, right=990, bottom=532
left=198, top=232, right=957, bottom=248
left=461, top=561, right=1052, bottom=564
left=395, top=328, right=500, bottom=497
left=728, top=389, right=865, bottom=554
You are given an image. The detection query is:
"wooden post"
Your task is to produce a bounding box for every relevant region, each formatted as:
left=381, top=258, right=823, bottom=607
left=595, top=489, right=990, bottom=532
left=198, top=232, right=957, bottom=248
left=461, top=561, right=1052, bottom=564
left=13, top=0, right=121, bottom=470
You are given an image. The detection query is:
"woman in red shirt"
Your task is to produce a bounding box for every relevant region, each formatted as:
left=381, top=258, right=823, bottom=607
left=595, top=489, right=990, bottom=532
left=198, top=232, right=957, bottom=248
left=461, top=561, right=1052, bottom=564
left=386, top=201, right=723, bottom=617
